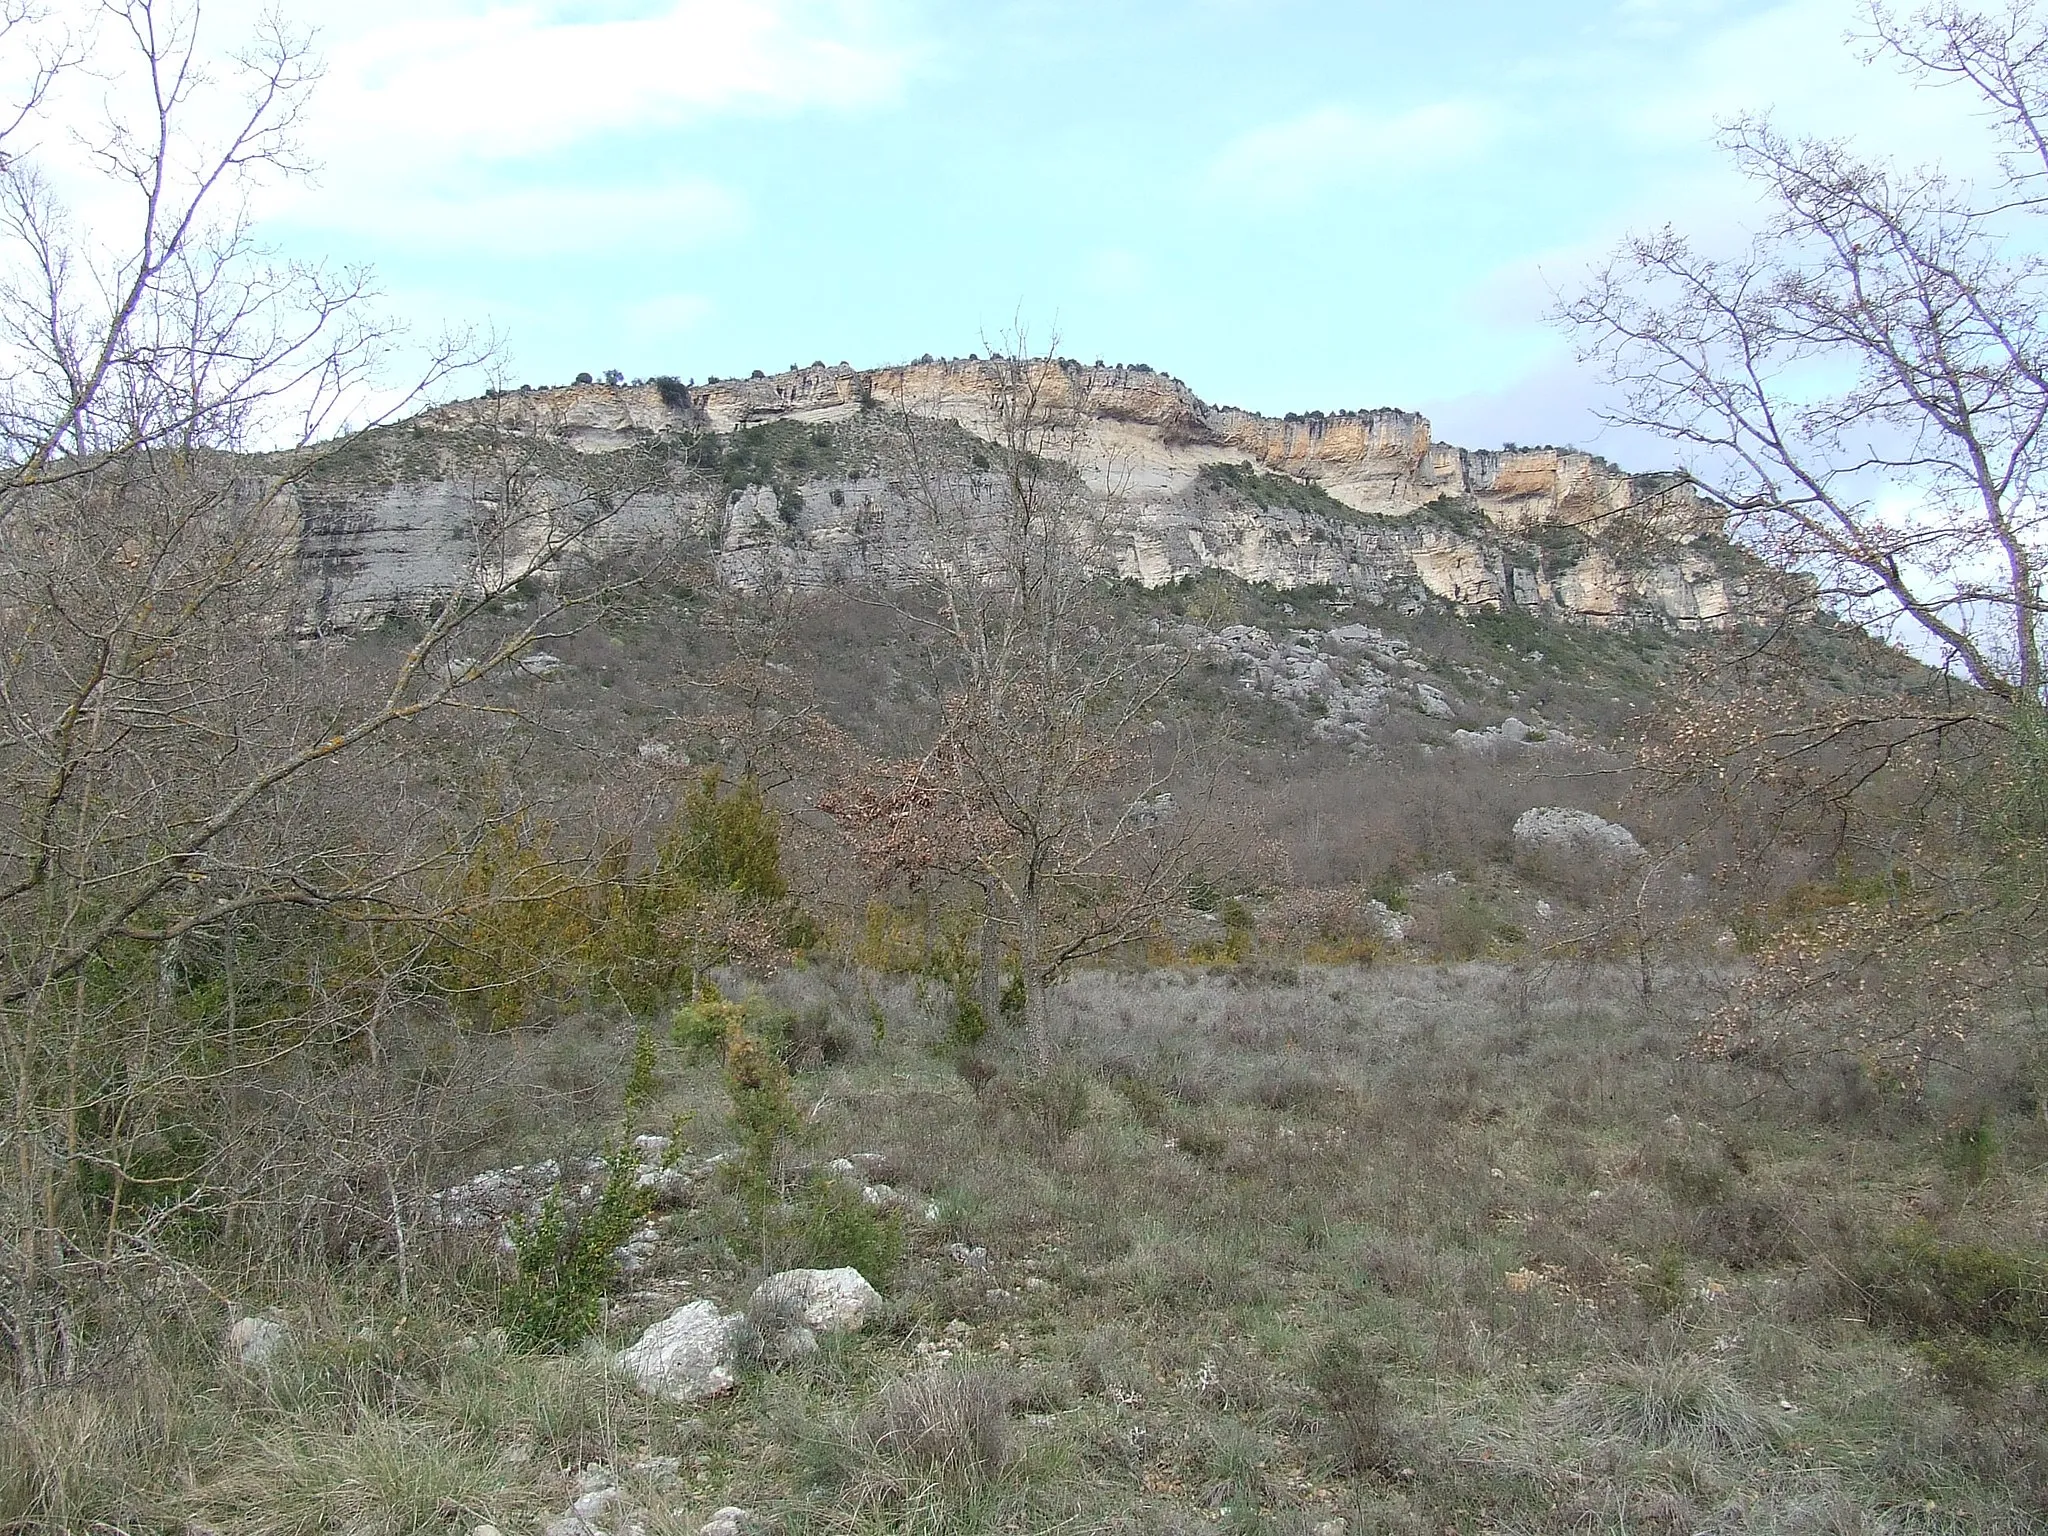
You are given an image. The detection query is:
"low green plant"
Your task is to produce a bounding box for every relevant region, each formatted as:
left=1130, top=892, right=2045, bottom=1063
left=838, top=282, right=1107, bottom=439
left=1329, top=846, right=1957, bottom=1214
left=1636, top=1246, right=1688, bottom=1317
left=672, top=991, right=742, bottom=1056
left=1856, top=1227, right=2048, bottom=1345
left=951, top=990, right=990, bottom=1047
left=1942, top=1106, right=2001, bottom=1186
left=622, top=1025, right=660, bottom=1118
left=998, top=969, right=1026, bottom=1022
left=1437, top=892, right=1502, bottom=960
left=1308, top=1335, right=1402, bottom=1473
left=502, top=1144, right=652, bottom=1350
left=994, top=1061, right=1092, bottom=1148
left=782, top=1173, right=905, bottom=1285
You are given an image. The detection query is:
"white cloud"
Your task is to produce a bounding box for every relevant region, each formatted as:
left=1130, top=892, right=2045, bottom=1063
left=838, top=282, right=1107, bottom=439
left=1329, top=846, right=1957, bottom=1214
left=313, top=0, right=920, bottom=162
left=240, top=0, right=920, bottom=259
left=1205, top=100, right=1500, bottom=208
left=276, top=174, right=746, bottom=254
left=1620, top=0, right=1988, bottom=165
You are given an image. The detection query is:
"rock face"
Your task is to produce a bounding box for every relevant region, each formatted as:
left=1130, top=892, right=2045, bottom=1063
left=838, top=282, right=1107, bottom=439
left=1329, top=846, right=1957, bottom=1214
left=292, top=357, right=1756, bottom=633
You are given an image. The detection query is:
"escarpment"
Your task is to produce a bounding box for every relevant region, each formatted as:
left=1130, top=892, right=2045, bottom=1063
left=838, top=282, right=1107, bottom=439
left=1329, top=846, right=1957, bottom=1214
left=291, top=357, right=1752, bottom=631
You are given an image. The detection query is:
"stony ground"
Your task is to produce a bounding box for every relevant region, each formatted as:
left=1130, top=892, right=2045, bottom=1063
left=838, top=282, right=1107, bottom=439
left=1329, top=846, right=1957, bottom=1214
left=9, top=960, right=2048, bottom=1535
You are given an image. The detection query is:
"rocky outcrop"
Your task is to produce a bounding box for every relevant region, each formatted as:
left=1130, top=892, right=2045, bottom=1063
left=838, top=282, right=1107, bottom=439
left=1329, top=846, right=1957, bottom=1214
left=1512, top=807, right=1646, bottom=874
left=293, top=356, right=1751, bottom=633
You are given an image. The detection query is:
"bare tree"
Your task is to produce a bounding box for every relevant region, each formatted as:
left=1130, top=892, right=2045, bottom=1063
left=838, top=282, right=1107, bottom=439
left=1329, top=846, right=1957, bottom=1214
left=1560, top=2, right=2048, bottom=1076
left=0, top=2, right=657, bottom=1382
left=824, top=343, right=1211, bottom=1043
left=1562, top=2, right=2048, bottom=703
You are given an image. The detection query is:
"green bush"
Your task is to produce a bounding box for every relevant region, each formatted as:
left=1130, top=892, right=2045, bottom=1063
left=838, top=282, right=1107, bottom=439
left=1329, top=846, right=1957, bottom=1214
left=996, top=1062, right=1091, bottom=1148
left=782, top=1174, right=905, bottom=1286
left=622, top=1026, right=659, bottom=1118
left=950, top=990, right=989, bottom=1047
left=1636, top=1247, right=1687, bottom=1317
left=671, top=995, right=741, bottom=1056
left=1308, top=1336, right=1401, bottom=1473
left=1857, top=1228, right=2048, bottom=1345
left=1942, top=1107, right=2001, bottom=1186
left=502, top=1145, right=652, bottom=1350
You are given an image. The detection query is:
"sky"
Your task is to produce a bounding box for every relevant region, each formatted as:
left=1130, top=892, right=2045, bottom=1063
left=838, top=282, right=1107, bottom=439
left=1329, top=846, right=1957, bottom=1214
left=50, top=0, right=2009, bottom=464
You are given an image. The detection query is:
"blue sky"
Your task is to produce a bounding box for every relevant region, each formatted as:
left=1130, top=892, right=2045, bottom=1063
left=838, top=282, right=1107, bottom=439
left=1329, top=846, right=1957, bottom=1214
left=233, top=0, right=1986, bottom=461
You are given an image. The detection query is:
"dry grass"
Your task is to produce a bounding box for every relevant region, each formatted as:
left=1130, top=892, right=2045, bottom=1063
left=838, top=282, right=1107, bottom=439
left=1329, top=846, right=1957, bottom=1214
left=7, top=960, right=2048, bottom=1534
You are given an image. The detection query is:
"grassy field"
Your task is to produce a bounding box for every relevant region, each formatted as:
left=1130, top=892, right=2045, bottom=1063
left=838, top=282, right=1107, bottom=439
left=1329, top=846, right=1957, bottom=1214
left=8, top=960, right=2046, bottom=1535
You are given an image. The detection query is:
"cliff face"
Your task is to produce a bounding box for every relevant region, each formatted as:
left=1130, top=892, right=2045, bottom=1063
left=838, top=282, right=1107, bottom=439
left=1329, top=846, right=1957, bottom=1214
left=311, top=358, right=1741, bottom=630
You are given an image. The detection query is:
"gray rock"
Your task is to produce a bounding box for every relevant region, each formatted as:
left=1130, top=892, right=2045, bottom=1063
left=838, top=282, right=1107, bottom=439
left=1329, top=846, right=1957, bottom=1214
left=701, top=1509, right=759, bottom=1536
left=225, top=1315, right=291, bottom=1367
left=1512, top=806, right=1645, bottom=869
left=615, top=1300, right=746, bottom=1402
left=748, top=1266, right=880, bottom=1335
left=1412, top=681, right=1456, bottom=719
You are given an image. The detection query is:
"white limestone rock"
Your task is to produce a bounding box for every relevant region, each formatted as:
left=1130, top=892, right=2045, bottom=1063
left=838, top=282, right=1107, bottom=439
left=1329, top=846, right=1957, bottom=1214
left=748, top=1266, right=880, bottom=1335
left=1512, top=806, right=1645, bottom=870
left=1412, top=681, right=1456, bottom=719
left=615, top=1300, right=747, bottom=1403
left=225, top=1314, right=291, bottom=1367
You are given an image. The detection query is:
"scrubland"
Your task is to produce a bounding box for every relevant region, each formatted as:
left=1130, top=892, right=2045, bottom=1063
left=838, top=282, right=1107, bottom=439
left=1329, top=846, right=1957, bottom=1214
left=9, top=956, right=2045, bottom=1536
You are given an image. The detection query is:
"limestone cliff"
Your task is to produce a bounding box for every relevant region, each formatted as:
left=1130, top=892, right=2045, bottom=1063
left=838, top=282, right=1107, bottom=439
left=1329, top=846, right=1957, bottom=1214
left=302, top=358, right=1746, bottom=631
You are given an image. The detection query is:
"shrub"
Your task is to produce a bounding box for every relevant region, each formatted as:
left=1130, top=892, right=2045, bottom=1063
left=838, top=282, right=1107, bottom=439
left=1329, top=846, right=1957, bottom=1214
left=782, top=1173, right=905, bottom=1285
left=950, top=990, right=989, bottom=1047
left=1856, top=1228, right=2048, bottom=1344
left=754, top=1000, right=856, bottom=1069
left=1308, top=1336, right=1403, bottom=1473
left=1635, top=1247, right=1687, bottom=1317
left=856, top=1365, right=1016, bottom=1487
left=1558, top=1352, right=1776, bottom=1454
left=502, top=1143, right=652, bottom=1350
left=993, top=1062, right=1091, bottom=1147
left=672, top=993, right=742, bottom=1056
left=1943, top=1107, right=2002, bottom=1186
left=622, top=1026, right=659, bottom=1118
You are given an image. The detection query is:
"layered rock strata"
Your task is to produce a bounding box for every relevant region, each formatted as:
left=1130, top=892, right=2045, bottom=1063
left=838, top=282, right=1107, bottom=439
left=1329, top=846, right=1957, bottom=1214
left=297, top=359, right=1745, bottom=631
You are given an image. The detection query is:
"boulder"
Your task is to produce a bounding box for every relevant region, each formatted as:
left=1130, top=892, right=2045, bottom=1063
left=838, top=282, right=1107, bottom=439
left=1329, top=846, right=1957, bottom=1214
left=226, top=1314, right=291, bottom=1367
left=615, top=1300, right=746, bottom=1403
left=1512, top=806, right=1645, bottom=872
left=701, top=1510, right=758, bottom=1536
left=1412, top=681, right=1456, bottom=719
left=748, top=1266, right=880, bottom=1335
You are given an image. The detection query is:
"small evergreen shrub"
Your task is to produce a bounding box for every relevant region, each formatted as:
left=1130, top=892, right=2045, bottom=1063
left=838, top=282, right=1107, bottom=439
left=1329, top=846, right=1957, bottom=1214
left=502, top=1144, right=652, bottom=1350
left=1308, top=1336, right=1402, bottom=1474
left=784, top=1174, right=905, bottom=1286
